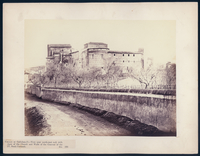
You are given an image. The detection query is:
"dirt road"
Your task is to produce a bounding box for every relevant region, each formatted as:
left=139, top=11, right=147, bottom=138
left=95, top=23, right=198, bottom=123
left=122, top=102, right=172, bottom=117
left=25, top=93, right=133, bottom=136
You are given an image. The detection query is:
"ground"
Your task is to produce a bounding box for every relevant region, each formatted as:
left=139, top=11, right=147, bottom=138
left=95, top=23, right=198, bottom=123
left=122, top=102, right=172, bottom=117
left=25, top=93, right=133, bottom=136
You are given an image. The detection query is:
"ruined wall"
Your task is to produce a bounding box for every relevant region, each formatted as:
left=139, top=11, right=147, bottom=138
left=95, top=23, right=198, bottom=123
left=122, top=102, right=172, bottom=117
left=27, top=87, right=176, bottom=132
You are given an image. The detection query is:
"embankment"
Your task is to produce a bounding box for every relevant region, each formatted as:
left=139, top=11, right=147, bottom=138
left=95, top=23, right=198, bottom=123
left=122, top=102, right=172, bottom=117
left=25, top=105, right=51, bottom=136
left=26, top=86, right=176, bottom=136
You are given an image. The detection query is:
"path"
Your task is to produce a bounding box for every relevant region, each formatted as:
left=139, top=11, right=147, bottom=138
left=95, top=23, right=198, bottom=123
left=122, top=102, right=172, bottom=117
left=25, top=93, right=133, bottom=136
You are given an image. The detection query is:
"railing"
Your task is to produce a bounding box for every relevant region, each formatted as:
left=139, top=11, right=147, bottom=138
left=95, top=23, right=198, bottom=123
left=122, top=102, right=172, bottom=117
left=52, top=84, right=176, bottom=90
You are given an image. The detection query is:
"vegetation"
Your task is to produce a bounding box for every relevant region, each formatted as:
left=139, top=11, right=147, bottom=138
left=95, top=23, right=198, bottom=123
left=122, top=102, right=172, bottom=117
left=25, top=59, right=176, bottom=92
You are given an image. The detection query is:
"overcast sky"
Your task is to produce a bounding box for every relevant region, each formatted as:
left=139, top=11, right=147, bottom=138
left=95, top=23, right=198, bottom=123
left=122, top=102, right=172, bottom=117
left=25, top=20, right=176, bottom=68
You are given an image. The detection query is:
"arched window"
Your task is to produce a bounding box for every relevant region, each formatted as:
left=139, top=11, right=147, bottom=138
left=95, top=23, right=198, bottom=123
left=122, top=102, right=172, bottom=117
left=123, top=54, right=124, bottom=56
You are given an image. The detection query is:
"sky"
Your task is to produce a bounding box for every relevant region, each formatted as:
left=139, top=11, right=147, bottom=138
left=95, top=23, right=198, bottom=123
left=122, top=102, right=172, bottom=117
left=25, top=20, right=176, bottom=68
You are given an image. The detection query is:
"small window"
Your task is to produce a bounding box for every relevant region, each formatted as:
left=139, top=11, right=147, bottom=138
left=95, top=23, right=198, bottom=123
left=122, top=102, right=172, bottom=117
left=123, top=60, right=124, bottom=63
left=133, top=54, right=135, bottom=56
left=114, top=54, right=115, bottom=56
left=128, top=54, right=130, bottom=56
left=92, top=54, right=94, bottom=59
left=123, top=54, right=124, bottom=56
left=101, top=54, right=103, bottom=58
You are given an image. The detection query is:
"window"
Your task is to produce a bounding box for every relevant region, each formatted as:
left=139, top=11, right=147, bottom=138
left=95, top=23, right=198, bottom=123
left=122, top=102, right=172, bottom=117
left=128, top=54, right=130, bottom=56
left=92, top=54, right=94, bottom=59
left=123, top=54, right=124, bottom=56
left=114, top=54, right=115, bottom=56
left=123, top=60, right=124, bottom=63
left=133, top=54, right=135, bottom=56
left=101, top=54, right=103, bottom=58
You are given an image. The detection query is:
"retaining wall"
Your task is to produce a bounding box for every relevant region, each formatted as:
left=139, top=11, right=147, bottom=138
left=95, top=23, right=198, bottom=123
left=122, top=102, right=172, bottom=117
left=26, top=87, right=176, bottom=132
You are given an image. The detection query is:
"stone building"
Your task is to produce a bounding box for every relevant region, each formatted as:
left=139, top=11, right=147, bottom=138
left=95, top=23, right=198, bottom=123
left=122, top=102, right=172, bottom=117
left=46, top=42, right=144, bottom=71
left=80, top=42, right=144, bottom=69
left=81, top=42, right=109, bottom=68
left=46, top=44, right=79, bottom=70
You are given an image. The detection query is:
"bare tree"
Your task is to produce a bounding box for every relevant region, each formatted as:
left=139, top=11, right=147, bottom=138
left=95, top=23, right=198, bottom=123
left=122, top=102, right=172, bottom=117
left=127, top=64, right=159, bottom=89
left=46, top=60, right=65, bottom=87
left=100, top=57, right=122, bottom=88
left=62, top=63, right=88, bottom=88
left=83, top=67, right=102, bottom=88
left=28, top=70, right=48, bottom=87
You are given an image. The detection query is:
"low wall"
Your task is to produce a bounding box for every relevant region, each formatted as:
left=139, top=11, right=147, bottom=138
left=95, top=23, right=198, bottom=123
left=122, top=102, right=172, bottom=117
left=26, top=87, right=176, bottom=132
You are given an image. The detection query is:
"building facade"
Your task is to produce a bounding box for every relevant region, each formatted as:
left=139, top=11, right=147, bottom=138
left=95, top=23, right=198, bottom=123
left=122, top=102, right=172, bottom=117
left=46, top=44, right=78, bottom=70
left=80, top=42, right=144, bottom=70
left=46, top=42, right=144, bottom=71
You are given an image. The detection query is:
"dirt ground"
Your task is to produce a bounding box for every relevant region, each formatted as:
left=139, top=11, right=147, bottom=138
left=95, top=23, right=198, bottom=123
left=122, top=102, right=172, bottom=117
left=25, top=93, right=133, bottom=136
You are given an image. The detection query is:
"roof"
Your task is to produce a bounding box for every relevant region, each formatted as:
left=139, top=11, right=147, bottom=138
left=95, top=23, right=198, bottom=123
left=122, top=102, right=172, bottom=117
left=107, top=50, right=143, bottom=54
left=70, top=51, right=79, bottom=54
left=87, top=48, right=109, bottom=51
left=84, top=42, right=107, bottom=45
left=48, top=44, right=71, bottom=48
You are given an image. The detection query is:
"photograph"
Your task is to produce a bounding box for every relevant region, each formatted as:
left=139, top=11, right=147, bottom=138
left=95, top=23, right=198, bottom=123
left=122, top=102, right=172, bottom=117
left=3, top=3, right=197, bottom=154
left=24, top=20, right=176, bottom=136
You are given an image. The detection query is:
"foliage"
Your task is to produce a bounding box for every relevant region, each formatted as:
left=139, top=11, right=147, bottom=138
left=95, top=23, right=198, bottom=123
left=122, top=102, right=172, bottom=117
left=28, top=57, right=176, bottom=90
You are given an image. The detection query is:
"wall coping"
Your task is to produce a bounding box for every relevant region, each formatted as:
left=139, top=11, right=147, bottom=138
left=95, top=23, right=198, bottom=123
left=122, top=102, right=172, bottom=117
left=41, top=88, right=176, bottom=100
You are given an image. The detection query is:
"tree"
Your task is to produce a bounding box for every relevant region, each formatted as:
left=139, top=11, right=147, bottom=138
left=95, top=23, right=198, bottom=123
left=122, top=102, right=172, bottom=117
left=28, top=70, right=48, bottom=87
left=46, top=60, right=65, bottom=87
left=127, top=64, right=159, bottom=89
left=100, top=57, right=122, bottom=88
left=60, top=63, right=88, bottom=88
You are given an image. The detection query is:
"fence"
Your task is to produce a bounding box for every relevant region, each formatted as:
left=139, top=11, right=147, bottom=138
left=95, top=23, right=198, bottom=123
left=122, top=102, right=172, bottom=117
left=46, top=83, right=176, bottom=90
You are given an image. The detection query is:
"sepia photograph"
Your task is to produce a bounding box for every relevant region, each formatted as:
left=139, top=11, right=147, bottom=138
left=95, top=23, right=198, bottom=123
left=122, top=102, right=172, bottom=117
left=3, top=3, right=197, bottom=154
left=24, top=20, right=176, bottom=136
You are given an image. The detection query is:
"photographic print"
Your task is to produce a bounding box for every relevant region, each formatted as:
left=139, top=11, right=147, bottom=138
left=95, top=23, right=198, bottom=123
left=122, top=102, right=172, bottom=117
left=4, top=2, right=198, bottom=154
left=24, top=20, right=176, bottom=136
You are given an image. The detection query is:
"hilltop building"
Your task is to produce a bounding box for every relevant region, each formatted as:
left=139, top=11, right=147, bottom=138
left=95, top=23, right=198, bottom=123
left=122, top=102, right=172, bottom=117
left=46, top=42, right=144, bottom=71
left=80, top=42, right=144, bottom=69
left=46, top=44, right=78, bottom=69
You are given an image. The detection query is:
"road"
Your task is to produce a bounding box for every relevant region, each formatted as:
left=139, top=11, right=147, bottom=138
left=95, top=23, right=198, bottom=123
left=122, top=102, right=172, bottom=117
left=25, top=93, right=133, bottom=136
